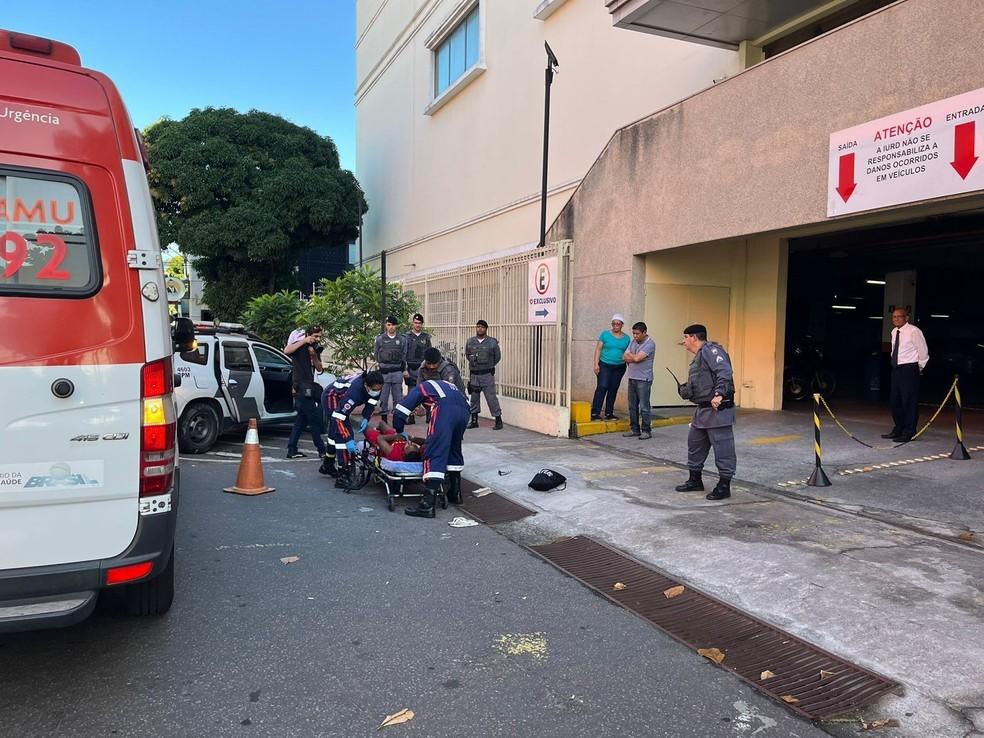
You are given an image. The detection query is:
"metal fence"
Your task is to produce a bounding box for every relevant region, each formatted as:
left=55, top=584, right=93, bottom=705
left=400, top=241, right=571, bottom=408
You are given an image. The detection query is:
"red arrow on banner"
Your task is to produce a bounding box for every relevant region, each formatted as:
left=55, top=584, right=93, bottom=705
left=951, top=121, right=979, bottom=180
left=836, top=153, right=857, bottom=203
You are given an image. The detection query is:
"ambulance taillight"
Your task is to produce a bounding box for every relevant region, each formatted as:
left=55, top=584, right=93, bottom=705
left=140, top=357, right=176, bottom=497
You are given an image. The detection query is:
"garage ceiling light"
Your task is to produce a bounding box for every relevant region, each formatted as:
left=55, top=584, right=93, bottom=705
left=831, top=304, right=856, bottom=310
left=866, top=279, right=886, bottom=285
left=868, top=316, right=882, bottom=320
left=930, top=314, right=951, bottom=318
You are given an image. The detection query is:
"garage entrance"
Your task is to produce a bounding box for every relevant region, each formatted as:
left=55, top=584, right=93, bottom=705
left=784, top=213, right=984, bottom=410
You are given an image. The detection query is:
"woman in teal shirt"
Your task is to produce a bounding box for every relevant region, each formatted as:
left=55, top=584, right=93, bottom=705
left=591, top=314, right=631, bottom=420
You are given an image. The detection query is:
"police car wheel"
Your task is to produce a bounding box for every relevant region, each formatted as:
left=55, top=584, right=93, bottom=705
left=179, top=402, right=221, bottom=454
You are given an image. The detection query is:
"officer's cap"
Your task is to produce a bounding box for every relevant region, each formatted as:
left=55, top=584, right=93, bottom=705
left=476, top=320, right=489, bottom=328
left=683, top=324, right=707, bottom=337
left=412, top=313, right=424, bottom=322
left=385, top=315, right=399, bottom=325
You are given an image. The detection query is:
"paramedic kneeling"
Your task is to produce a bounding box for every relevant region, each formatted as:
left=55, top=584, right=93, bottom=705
left=393, top=379, right=470, bottom=518
left=325, top=371, right=385, bottom=486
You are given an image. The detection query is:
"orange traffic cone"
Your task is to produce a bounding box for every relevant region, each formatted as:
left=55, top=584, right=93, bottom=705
left=223, top=418, right=275, bottom=496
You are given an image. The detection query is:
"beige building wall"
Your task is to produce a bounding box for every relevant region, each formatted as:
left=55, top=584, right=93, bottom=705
left=550, top=0, right=984, bottom=412
left=355, top=0, right=739, bottom=277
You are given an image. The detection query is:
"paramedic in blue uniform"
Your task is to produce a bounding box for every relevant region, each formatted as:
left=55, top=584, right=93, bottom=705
left=402, top=313, right=431, bottom=425
left=673, top=324, right=737, bottom=502
left=324, top=371, right=384, bottom=486
left=374, top=316, right=408, bottom=425
left=393, top=379, right=470, bottom=518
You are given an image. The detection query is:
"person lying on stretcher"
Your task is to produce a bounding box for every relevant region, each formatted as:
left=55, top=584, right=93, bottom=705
left=364, top=423, right=426, bottom=462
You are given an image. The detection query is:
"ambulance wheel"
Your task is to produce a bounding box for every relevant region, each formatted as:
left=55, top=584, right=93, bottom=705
left=179, top=402, right=220, bottom=454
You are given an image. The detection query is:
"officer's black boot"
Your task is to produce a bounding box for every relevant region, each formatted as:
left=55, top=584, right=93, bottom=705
left=381, top=413, right=388, bottom=425
left=706, top=478, right=732, bottom=501
left=467, top=413, right=480, bottom=429
left=318, top=455, right=336, bottom=477
left=675, top=470, right=704, bottom=492
left=406, top=414, right=416, bottom=425
left=493, top=416, right=503, bottom=430
left=406, top=484, right=438, bottom=518
left=447, top=472, right=462, bottom=505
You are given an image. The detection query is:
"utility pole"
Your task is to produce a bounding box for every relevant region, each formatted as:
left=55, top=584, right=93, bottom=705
left=539, top=42, right=559, bottom=249
left=358, top=190, right=365, bottom=268
left=380, top=249, right=387, bottom=333
left=534, top=43, right=559, bottom=392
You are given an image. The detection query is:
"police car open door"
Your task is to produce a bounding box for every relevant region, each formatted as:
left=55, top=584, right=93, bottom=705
left=218, top=341, right=261, bottom=422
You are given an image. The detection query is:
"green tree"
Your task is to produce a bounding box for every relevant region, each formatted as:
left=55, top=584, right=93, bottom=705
left=303, top=268, right=420, bottom=374
left=165, top=253, right=185, bottom=279
left=144, top=107, right=366, bottom=320
left=241, top=291, right=304, bottom=347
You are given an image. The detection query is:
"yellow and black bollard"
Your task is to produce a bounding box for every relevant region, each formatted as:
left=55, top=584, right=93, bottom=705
left=950, top=375, right=971, bottom=460
left=807, top=393, right=832, bottom=487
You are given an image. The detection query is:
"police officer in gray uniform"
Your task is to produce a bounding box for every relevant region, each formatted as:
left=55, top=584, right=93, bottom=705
left=374, top=316, right=408, bottom=424
left=402, top=313, right=431, bottom=425
left=674, top=324, right=736, bottom=501
left=419, top=347, right=466, bottom=394
left=466, top=320, right=503, bottom=430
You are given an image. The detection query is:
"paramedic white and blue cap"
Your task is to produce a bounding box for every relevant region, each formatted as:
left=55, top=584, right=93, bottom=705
left=611, top=314, right=625, bottom=324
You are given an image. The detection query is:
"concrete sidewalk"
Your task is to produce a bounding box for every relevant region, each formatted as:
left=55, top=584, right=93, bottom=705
left=462, top=423, right=984, bottom=738
left=598, top=405, right=984, bottom=543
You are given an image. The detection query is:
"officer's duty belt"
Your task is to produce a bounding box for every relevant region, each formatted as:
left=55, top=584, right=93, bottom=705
left=471, top=369, right=494, bottom=375
left=697, top=400, right=734, bottom=409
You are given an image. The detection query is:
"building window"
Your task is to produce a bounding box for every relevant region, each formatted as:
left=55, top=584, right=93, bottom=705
left=434, top=5, right=480, bottom=97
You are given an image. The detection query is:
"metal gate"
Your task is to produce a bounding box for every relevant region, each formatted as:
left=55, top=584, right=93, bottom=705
left=400, top=241, right=572, bottom=410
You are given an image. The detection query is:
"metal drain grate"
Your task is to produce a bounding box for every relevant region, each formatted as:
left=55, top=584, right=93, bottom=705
left=458, top=479, right=536, bottom=524
left=528, top=536, right=899, bottom=720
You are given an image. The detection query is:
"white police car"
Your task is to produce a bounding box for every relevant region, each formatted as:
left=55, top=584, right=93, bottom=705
left=174, top=324, right=333, bottom=453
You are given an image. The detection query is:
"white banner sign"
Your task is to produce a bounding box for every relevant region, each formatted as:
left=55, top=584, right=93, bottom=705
left=0, top=460, right=104, bottom=492
left=528, top=256, right=558, bottom=324
left=828, top=86, right=984, bottom=217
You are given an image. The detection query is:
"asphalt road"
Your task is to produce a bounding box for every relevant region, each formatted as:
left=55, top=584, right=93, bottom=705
left=0, top=432, right=831, bottom=738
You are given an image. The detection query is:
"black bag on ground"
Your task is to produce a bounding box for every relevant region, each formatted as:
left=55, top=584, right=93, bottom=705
left=528, top=468, right=567, bottom=492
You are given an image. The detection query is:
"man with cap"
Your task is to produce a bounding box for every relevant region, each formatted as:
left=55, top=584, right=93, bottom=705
left=419, top=346, right=466, bottom=394
left=465, top=320, right=503, bottom=430
left=374, top=316, right=408, bottom=425
left=674, top=324, right=737, bottom=501
left=402, top=313, right=431, bottom=425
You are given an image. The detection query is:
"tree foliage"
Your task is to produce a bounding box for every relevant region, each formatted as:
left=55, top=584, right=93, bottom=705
left=241, top=290, right=304, bottom=347
left=165, top=253, right=185, bottom=279
left=303, top=268, right=421, bottom=374
left=144, top=107, right=366, bottom=320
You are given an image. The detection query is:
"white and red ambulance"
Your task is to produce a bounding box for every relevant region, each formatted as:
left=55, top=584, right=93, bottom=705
left=0, top=30, right=185, bottom=631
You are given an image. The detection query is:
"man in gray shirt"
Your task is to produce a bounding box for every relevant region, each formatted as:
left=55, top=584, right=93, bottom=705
left=623, top=321, right=656, bottom=440
left=465, top=320, right=503, bottom=430
left=374, top=316, right=407, bottom=424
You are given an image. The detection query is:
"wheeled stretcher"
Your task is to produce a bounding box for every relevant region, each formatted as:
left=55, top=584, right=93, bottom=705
left=339, top=443, right=448, bottom=512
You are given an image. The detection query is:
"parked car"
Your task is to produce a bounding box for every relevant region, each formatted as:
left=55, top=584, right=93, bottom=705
left=174, top=324, right=333, bottom=453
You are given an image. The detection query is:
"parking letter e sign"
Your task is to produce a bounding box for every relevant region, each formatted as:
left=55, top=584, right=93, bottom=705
left=528, top=257, right=558, bottom=324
